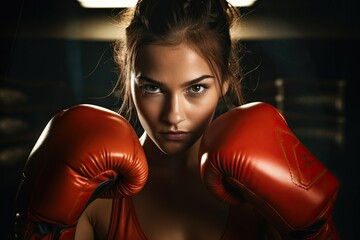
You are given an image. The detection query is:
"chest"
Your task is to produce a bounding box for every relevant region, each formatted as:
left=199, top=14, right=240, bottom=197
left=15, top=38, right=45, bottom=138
left=130, top=168, right=273, bottom=240
left=132, top=171, right=228, bottom=240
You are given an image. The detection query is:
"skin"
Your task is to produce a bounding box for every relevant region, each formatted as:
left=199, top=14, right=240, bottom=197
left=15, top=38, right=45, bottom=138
left=131, top=43, right=230, bottom=240
left=132, top=43, right=227, bottom=157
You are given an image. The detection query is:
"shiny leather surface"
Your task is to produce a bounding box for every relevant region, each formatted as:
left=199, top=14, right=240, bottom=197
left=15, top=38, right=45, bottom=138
left=199, top=102, right=340, bottom=239
left=15, top=104, right=148, bottom=239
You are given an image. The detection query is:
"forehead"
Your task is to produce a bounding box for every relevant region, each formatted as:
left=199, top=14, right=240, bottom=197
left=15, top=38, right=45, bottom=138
left=134, top=43, right=214, bottom=82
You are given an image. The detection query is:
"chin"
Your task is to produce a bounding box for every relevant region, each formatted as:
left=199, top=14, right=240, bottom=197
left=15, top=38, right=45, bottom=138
left=157, top=141, right=194, bottom=156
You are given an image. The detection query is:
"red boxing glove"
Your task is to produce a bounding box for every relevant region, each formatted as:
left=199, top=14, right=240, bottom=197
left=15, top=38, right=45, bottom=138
left=199, top=102, right=340, bottom=239
left=15, top=104, right=148, bottom=240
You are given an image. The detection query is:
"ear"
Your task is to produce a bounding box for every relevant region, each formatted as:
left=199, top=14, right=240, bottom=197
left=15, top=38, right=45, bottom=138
left=221, top=80, right=229, bottom=97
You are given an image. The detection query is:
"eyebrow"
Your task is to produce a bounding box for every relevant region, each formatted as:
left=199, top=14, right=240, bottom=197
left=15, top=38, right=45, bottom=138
left=136, top=75, right=215, bottom=88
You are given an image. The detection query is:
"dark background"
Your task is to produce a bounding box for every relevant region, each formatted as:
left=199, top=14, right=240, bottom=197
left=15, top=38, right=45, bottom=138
left=1, top=0, right=359, bottom=239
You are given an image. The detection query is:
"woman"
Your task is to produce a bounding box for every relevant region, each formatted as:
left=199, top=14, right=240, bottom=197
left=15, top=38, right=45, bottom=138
left=14, top=0, right=338, bottom=239
left=74, top=0, right=276, bottom=239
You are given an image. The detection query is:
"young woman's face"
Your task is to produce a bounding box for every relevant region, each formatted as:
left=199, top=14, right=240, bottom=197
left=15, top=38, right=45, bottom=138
left=131, top=43, right=226, bottom=155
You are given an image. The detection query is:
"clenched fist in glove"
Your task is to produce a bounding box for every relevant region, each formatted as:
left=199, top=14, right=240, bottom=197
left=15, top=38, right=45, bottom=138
left=199, top=102, right=340, bottom=239
left=15, top=104, right=148, bottom=240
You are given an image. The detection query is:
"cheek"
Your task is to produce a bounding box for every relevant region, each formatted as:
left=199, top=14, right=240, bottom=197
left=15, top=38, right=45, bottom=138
left=132, top=90, right=162, bottom=132
left=188, top=95, right=219, bottom=134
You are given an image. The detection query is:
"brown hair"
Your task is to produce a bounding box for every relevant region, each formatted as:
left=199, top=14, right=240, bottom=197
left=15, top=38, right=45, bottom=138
left=113, top=0, right=245, bottom=119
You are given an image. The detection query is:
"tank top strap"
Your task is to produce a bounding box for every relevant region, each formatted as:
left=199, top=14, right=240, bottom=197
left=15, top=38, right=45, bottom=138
left=107, top=197, right=148, bottom=240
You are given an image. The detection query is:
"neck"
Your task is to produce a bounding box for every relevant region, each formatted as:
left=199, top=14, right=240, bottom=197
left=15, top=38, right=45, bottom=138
left=139, top=133, right=201, bottom=174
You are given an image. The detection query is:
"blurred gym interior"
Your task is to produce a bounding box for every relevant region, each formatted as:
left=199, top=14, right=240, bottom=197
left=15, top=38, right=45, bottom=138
left=1, top=0, right=359, bottom=239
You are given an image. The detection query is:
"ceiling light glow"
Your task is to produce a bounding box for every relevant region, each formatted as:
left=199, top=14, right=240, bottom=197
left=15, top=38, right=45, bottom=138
left=77, top=0, right=257, bottom=8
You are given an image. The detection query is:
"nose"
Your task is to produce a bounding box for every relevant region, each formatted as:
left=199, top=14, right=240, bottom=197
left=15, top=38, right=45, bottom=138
left=162, top=93, right=185, bottom=125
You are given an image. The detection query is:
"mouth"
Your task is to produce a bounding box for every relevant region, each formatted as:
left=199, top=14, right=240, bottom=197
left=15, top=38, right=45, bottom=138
left=159, top=131, right=190, bottom=141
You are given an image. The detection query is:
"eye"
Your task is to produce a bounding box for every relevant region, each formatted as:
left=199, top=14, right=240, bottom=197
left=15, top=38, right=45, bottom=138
left=143, top=84, right=162, bottom=94
left=187, top=84, right=208, bottom=95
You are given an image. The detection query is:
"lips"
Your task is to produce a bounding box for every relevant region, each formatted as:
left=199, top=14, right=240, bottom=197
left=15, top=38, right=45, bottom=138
left=160, top=131, right=190, bottom=141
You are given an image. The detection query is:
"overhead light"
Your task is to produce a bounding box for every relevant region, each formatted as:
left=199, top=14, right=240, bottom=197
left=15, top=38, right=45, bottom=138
left=77, top=0, right=135, bottom=8
left=77, top=0, right=257, bottom=8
